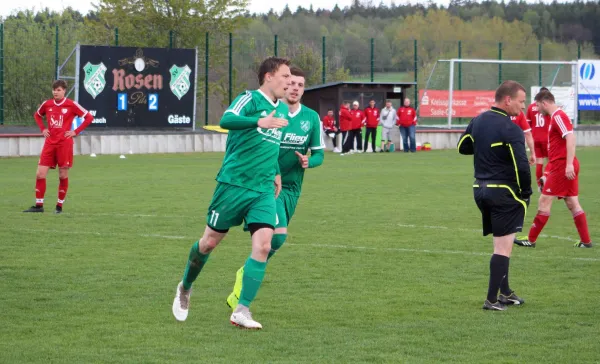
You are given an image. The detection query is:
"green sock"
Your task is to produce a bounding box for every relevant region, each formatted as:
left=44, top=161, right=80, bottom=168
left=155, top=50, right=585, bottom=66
left=267, top=233, right=287, bottom=260
left=238, top=257, right=267, bottom=307
left=182, top=241, right=210, bottom=290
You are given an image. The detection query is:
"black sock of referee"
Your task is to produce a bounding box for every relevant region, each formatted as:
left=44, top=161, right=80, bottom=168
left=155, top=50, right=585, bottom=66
left=487, top=254, right=509, bottom=303
left=500, top=260, right=511, bottom=296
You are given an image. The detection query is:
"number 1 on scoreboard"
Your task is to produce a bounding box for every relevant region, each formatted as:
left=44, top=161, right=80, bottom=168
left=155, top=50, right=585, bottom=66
left=117, top=93, right=127, bottom=111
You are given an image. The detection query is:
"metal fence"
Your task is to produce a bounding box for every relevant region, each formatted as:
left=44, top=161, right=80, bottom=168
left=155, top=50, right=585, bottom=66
left=0, top=24, right=598, bottom=126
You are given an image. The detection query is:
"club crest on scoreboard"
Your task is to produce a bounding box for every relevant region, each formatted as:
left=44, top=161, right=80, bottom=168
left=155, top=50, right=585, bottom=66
left=169, top=65, right=192, bottom=100
left=83, top=62, right=108, bottom=99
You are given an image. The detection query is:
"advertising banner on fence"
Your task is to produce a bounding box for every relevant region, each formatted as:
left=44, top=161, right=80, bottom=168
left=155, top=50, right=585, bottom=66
left=418, top=90, right=495, bottom=118
left=577, top=60, right=600, bottom=111
left=78, top=45, right=197, bottom=128
left=531, top=86, right=576, bottom=122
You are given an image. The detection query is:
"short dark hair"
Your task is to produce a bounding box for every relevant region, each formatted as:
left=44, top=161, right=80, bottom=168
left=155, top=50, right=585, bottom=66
left=258, top=57, right=291, bottom=86
left=327, top=108, right=333, bottom=111
left=495, top=80, right=526, bottom=102
left=539, top=87, right=549, bottom=92
left=342, top=100, right=350, bottom=105
left=534, top=90, right=555, bottom=103
left=290, top=66, right=305, bottom=78
left=52, top=80, right=67, bottom=90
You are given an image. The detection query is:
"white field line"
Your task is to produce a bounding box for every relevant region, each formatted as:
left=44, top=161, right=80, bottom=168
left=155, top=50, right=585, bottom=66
left=9, top=225, right=598, bottom=262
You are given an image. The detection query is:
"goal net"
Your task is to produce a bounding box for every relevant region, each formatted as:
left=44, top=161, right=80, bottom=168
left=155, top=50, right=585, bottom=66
left=419, top=59, right=579, bottom=128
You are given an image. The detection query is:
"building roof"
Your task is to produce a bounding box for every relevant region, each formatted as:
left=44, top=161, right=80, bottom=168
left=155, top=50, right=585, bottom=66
left=305, top=81, right=416, bottom=92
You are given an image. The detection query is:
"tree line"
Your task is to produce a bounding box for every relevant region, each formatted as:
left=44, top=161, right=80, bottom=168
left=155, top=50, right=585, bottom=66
left=1, top=0, right=598, bottom=124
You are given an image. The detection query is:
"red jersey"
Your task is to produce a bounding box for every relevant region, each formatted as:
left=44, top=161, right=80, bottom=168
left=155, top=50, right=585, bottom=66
left=34, top=98, right=92, bottom=145
left=396, top=107, right=417, bottom=127
left=510, top=111, right=531, bottom=133
left=364, top=107, right=380, bottom=128
left=322, top=115, right=336, bottom=131
left=526, top=103, right=549, bottom=142
left=547, top=109, right=574, bottom=163
left=339, top=106, right=353, bottom=131
left=349, top=109, right=366, bottom=130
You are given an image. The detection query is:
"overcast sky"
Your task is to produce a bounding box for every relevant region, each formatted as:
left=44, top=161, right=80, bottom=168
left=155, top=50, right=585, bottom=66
left=0, top=0, right=578, bottom=17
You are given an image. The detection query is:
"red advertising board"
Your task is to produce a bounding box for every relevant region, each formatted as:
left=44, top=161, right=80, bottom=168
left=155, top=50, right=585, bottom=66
left=419, top=90, right=495, bottom=118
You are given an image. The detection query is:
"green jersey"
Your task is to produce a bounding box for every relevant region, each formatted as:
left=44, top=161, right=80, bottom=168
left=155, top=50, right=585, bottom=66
left=216, top=89, right=289, bottom=193
left=279, top=104, right=325, bottom=195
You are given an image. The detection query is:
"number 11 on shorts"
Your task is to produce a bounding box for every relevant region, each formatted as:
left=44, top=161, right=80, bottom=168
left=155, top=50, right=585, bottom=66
left=209, top=210, right=220, bottom=225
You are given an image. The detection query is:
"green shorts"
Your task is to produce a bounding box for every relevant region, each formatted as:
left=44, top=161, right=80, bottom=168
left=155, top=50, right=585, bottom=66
left=244, top=188, right=300, bottom=231
left=206, top=182, right=276, bottom=231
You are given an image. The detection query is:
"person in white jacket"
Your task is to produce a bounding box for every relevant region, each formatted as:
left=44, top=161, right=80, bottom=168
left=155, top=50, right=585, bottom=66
left=379, top=100, right=397, bottom=152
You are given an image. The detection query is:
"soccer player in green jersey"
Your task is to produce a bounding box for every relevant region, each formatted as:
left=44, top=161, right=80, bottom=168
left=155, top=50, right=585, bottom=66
left=172, top=57, right=291, bottom=330
left=226, top=66, right=325, bottom=310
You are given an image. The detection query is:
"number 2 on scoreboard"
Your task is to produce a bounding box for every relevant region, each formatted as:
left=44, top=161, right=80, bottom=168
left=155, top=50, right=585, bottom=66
left=148, top=94, right=158, bottom=111
left=117, top=93, right=127, bottom=111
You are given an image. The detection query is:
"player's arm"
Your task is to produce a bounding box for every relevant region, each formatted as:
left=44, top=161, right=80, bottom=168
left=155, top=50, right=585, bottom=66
left=307, top=117, right=325, bottom=168
left=566, top=133, right=576, bottom=165
left=505, top=126, right=532, bottom=198
left=457, top=120, right=474, bottom=155
left=220, top=92, right=260, bottom=130
left=524, top=131, right=535, bottom=164
left=73, top=102, right=94, bottom=135
left=33, top=103, right=47, bottom=133
left=340, top=108, right=351, bottom=119
left=413, top=108, right=417, bottom=125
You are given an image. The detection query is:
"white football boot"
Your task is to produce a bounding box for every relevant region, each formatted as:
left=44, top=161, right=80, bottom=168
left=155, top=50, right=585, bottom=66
left=230, top=310, right=263, bottom=330
left=172, top=282, right=192, bottom=321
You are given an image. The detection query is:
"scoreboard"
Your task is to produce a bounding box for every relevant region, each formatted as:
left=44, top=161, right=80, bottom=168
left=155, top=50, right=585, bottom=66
left=78, top=45, right=197, bottom=128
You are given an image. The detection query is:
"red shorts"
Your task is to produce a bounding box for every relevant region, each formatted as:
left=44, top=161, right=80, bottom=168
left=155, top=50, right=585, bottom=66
left=543, top=159, right=579, bottom=198
left=38, top=141, right=74, bottom=169
left=534, top=140, right=548, bottom=159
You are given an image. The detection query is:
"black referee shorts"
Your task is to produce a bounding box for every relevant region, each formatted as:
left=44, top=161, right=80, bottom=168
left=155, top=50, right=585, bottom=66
left=473, top=182, right=528, bottom=237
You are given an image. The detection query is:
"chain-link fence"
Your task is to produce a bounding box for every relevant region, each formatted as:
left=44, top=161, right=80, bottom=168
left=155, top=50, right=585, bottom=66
left=0, top=24, right=598, bottom=126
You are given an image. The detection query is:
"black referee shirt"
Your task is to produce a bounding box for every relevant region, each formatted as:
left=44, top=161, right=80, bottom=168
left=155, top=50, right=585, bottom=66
left=457, top=106, right=532, bottom=199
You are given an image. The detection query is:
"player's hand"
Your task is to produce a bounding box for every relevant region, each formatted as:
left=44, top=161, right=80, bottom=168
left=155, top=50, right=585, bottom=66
left=64, top=130, right=76, bottom=139
left=565, top=164, right=576, bottom=180
left=258, top=110, right=288, bottom=129
left=528, top=154, right=536, bottom=166
left=274, top=174, right=282, bottom=199
left=295, top=151, right=309, bottom=169
left=42, top=129, right=50, bottom=138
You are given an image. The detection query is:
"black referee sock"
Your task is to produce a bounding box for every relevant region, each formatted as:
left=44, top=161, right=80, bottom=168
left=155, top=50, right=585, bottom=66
left=500, top=259, right=511, bottom=296
left=487, top=254, right=509, bottom=303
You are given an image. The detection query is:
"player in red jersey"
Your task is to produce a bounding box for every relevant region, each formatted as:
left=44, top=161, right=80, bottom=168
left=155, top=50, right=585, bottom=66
left=348, top=101, right=365, bottom=153
left=23, top=80, right=94, bottom=214
left=510, top=110, right=536, bottom=166
left=526, top=87, right=550, bottom=190
left=515, top=90, right=593, bottom=248
left=363, top=99, right=380, bottom=153
left=339, top=101, right=353, bottom=154
left=321, top=109, right=339, bottom=152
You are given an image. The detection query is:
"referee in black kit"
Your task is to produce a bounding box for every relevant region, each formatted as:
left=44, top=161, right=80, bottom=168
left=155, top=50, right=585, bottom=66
left=457, top=80, right=532, bottom=311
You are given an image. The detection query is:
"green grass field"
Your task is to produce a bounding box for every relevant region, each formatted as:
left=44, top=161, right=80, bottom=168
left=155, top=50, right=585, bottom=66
left=1, top=149, right=599, bottom=363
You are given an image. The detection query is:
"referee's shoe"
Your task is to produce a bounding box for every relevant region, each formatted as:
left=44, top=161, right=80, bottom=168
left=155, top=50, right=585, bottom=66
left=514, top=236, right=535, bottom=247
left=498, top=291, right=525, bottom=305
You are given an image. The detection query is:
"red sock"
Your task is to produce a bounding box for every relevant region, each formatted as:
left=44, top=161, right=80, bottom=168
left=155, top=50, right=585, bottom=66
left=58, top=178, right=69, bottom=207
left=35, top=178, right=46, bottom=207
left=528, top=211, right=550, bottom=243
left=573, top=211, right=591, bottom=244
left=535, top=164, right=543, bottom=182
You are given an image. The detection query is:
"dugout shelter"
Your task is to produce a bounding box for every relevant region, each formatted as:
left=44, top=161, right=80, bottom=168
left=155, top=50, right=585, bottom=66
left=303, top=81, right=416, bottom=125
